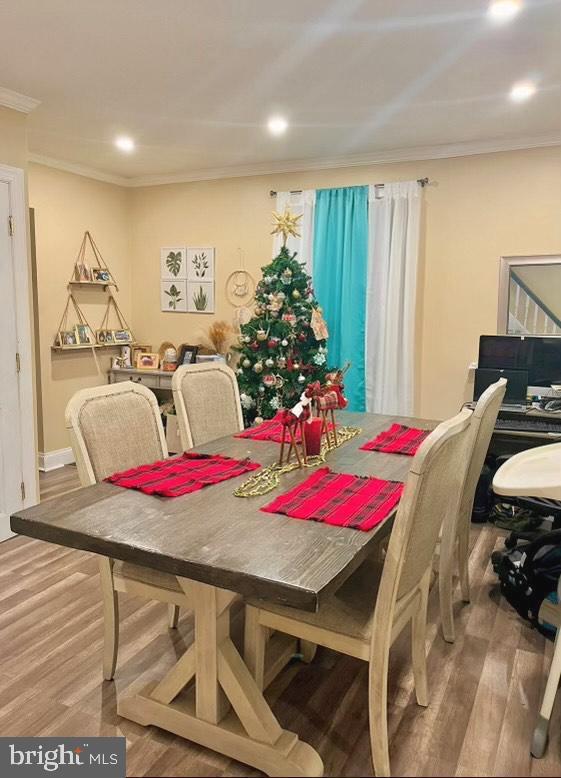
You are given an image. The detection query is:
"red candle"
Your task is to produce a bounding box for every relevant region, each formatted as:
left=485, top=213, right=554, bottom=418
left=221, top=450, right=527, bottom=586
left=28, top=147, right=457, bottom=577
left=304, top=417, right=323, bottom=455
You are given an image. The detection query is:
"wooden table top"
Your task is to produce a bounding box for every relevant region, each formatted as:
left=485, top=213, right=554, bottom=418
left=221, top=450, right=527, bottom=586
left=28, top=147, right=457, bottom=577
left=11, top=411, right=435, bottom=612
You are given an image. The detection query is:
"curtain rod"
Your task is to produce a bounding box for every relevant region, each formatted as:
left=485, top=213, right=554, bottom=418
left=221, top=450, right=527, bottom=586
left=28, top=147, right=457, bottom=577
left=269, top=177, right=429, bottom=197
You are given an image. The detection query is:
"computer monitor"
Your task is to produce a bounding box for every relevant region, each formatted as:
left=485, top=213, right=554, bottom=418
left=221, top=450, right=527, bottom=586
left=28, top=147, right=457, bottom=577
left=473, top=368, right=528, bottom=405
left=478, top=335, right=561, bottom=389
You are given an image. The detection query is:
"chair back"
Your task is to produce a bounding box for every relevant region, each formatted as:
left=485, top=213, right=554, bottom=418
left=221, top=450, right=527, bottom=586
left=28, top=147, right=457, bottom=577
left=372, top=407, right=473, bottom=641
left=172, top=362, right=244, bottom=449
left=66, top=381, right=168, bottom=486
left=459, top=378, right=506, bottom=527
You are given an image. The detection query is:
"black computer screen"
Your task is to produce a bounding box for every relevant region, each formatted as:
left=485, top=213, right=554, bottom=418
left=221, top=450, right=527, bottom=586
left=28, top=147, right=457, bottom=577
left=478, top=335, right=561, bottom=386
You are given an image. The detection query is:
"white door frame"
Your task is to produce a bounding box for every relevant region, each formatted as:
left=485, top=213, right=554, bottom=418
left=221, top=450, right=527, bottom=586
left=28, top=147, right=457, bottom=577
left=0, top=163, right=38, bottom=531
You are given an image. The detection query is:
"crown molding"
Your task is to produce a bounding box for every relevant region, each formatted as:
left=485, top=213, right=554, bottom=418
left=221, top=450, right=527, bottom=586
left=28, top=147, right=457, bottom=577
left=28, top=132, right=561, bottom=189
left=0, top=86, right=40, bottom=113
left=28, top=153, right=129, bottom=186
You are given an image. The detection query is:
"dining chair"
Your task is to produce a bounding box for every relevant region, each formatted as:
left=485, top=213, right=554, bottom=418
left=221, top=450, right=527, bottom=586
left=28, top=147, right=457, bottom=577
left=172, top=362, right=244, bottom=449
left=65, top=381, right=186, bottom=681
left=244, top=407, right=473, bottom=777
left=438, top=378, right=506, bottom=642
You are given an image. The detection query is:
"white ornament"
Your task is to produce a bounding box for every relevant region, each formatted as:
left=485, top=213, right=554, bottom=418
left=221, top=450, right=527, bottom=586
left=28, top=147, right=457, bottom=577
left=281, top=339, right=288, bottom=347
left=297, top=373, right=306, bottom=383
left=265, top=357, right=274, bottom=368
left=269, top=395, right=281, bottom=410
left=312, top=351, right=326, bottom=366
left=253, top=361, right=263, bottom=373
left=240, top=393, right=255, bottom=410
left=242, top=335, right=251, bottom=343
left=254, top=416, right=264, bottom=425
left=242, top=358, right=251, bottom=368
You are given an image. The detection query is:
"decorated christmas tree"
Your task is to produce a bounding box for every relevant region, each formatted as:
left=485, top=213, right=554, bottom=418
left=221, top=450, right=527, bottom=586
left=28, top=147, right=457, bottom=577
left=236, top=210, right=330, bottom=424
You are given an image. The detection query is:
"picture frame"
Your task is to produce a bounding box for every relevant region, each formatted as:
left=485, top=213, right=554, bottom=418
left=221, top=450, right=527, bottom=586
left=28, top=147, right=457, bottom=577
left=132, top=344, right=151, bottom=367
left=161, top=247, right=187, bottom=280
left=178, top=343, right=199, bottom=365
left=187, top=247, right=214, bottom=282
left=112, top=328, right=133, bottom=343
left=136, top=352, right=160, bottom=370
left=161, top=280, right=187, bottom=312
left=75, top=263, right=91, bottom=282
left=92, top=268, right=111, bottom=283
left=74, top=324, right=95, bottom=345
left=187, top=281, right=215, bottom=313
left=96, top=329, right=114, bottom=345
left=58, top=330, right=78, bottom=347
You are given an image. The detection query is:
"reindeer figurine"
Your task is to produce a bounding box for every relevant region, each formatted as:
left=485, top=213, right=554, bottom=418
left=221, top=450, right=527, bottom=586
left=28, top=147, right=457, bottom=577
left=278, top=389, right=313, bottom=467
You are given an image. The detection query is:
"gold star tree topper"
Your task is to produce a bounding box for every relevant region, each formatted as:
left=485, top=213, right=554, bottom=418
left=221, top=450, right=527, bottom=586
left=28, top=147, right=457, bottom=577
left=271, top=209, right=302, bottom=246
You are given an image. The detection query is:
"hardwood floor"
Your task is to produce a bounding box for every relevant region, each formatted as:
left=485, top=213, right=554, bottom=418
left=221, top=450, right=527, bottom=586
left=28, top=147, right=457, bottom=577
left=0, top=465, right=558, bottom=776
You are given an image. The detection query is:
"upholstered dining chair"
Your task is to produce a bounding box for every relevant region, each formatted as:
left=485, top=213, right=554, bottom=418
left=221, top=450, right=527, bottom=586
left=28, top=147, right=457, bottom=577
left=438, top=378, right=506, bottom=643
left=172, top=362, right=244, bottom=449
left=65, top=381, right=186, bottom=681
left=244, top=407, right=473, bottom=777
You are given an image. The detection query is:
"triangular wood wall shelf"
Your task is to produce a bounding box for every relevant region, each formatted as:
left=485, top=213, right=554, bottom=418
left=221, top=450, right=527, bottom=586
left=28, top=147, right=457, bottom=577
left=68, top=230, right=118, bottom=290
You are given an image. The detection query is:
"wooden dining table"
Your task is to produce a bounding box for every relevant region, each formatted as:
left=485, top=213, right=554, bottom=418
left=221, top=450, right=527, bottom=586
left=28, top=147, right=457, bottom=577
left=10, top=411, right=435, bottom=777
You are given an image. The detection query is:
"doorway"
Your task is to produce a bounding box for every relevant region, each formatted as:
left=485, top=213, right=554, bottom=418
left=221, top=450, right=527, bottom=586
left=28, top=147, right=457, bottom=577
left=0, top=164, right=37, bottom=540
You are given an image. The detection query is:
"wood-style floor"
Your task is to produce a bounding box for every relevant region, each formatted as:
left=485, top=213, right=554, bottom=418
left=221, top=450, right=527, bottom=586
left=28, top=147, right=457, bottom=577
left=0, top=465, right=559, bottom=777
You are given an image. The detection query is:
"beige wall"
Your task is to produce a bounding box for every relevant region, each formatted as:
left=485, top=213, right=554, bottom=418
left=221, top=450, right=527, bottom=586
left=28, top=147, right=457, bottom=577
left=28, top=144, right=561, bottom=452
left=28, top=163, right=131, bottom=452
left=130, top=145, right=561, bottom=421
left=0, top=105, right=28, bottom=169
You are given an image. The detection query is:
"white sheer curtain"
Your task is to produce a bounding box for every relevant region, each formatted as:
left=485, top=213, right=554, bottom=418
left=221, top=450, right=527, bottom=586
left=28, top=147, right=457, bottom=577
left=273, top=190, right=316, bottom=276
left=365, top=180, right=422, bottom=415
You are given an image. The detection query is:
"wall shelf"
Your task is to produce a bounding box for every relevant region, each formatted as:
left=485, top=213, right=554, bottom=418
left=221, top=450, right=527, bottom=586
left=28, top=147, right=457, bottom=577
left=68, top=280, right=116, bottom=290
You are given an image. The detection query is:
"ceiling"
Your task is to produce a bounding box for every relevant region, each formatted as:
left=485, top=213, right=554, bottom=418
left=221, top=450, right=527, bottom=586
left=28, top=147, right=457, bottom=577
left=1, top=0, right=560, bottom=184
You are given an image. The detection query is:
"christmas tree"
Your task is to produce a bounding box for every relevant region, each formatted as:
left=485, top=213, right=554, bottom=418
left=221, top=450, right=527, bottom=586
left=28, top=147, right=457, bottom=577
left=236, top=211, right=330, bottom=424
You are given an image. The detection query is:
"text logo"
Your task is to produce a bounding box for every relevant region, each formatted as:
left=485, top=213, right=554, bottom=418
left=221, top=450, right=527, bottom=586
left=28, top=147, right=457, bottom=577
left=1, top=738, right=125, bottom=777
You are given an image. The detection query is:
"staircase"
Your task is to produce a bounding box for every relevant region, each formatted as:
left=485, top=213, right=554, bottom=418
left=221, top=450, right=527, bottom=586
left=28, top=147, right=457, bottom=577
left=508, top=272, right=561, bottom=335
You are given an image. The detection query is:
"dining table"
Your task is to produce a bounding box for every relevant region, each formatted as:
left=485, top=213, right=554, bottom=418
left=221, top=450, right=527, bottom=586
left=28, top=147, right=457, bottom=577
left=10, top=410, right=435, bottom=777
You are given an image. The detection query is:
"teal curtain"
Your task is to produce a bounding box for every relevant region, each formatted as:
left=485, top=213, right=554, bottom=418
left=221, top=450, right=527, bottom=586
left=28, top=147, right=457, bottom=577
left=313, top=186, right=368, bottom=411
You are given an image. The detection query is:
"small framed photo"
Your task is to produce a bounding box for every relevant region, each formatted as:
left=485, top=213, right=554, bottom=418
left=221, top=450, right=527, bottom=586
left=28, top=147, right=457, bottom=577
left=187, top=281, right=215, bottom=313
left=96, top=329, right=114, bottom=345
left=112, top=329, right=133, bottom=343
left=136, top=352, right=160, bottom=370
left=187, top=247, right=214, bottom=282
left=75, top=324, right=95, bottom=345
left=178, top=344, right=199, bottom=365
left=75, top=263, right=91, bottom=282
left=92, top=268, right=111, bottom=283
left=161, top=247, right=187, bottom=280
left=161, top=280, right=187, bottom=312
left=58, top=330, right=77, bottom=347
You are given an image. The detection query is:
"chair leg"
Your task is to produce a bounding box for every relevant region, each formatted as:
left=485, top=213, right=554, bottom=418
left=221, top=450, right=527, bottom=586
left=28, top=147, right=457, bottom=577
left=244, top=605, right=266, bottom=691
left=299, top=640, right=317, bottom=663
left=439, top=527, right=456, bottom=644
left=168, top=604, right=180, bottom=629
left=368, top=650, right=391, bottom=777
left=411, top=572, right=430, bottom=707
left=98, top=557, right=119, bottom=681
left=532, top=627, right=561, bottom=758
left=458, top=525, right=470, bottom=603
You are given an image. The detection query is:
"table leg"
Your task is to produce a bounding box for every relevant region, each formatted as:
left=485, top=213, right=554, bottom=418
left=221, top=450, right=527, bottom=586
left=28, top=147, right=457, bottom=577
left=118, top=578, right=323, bottom=777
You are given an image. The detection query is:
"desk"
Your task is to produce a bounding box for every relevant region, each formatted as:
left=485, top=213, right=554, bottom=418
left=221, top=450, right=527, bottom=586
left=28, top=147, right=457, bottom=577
left=11, top=411, right=431, bottom=776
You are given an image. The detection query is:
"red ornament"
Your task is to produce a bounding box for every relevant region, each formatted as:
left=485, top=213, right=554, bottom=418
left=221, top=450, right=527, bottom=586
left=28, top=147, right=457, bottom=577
left=298, top=333, right=306, bottom=342
left=267, top=339, right=277, bottom=349
left=250, top=341, right=259, bottom=351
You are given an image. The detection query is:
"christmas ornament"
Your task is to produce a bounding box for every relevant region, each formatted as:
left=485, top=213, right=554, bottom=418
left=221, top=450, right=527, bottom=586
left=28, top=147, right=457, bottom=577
left=293, top=360, right=301, bottom=371
left=282, top=313, right=297, bottom=326
left=292, top=289, right=301, bottom=300
left=263, top=374, right=276, bottom=388
left=265, top=357, right=275, bottom=368
left=280, top=268, right=293, bottom=285
left=298, top=333, right=306, bottom=342
left=281, top=338, right=288, bottom=347
left=236, top=368, right=243, bottom=375
left=256, top=328, right=267, bottom=341
left=254, top=416, right=264, bottom=425
left=250, top=341, right=259, bottom=351
left=267, top=338, right=278, bottom=349
left=258, top=385, right=265, bottom=394
left=242, top=335, right=251, bottom=343
left=311, top=307, right=329, bottom=340
left=271, top=210, right=302, bottom=246
left=242, top=357, right=251, bottom=368
left=297, top=373, right=306, bottom=383
left=253, top=361, right=263, bottom=373
left=277, top=356, right=287, bottom=369
left=254, top=306, right=263, bottom=316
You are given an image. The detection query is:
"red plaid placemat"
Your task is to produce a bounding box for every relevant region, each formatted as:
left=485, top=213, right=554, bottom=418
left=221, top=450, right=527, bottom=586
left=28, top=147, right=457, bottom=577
left=107, top=452, right=260, bottom=497
left=261, top=466, right=403, bottom=532
left=236, top=411, right=333, bottom=443
left=360, top=423, right=431, bottom=456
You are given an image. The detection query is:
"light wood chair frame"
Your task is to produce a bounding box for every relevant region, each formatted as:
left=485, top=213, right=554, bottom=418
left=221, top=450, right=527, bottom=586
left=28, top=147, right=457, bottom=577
left=244, top=408, right=473, bottom=777
left=438, top=379, right=506, bottom=642
left=172, top=362, right=244, bottom=450
left=65, top=381, right=183, bottom=680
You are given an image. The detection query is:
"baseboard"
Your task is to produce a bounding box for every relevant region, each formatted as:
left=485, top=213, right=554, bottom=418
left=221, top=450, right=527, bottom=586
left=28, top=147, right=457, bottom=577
left=38, top=447, right=75, bottom=472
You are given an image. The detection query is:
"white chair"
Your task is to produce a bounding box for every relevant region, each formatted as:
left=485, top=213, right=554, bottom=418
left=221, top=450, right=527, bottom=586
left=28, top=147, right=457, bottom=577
left=172, top=362, right=244, bottom=449
left=439, top=378, right=506, bottom=642
left=244, top=407, right=473, bottom=777
left=532, top=578, right=561, bottom=758
left=66, top=381, right=185, bottom=680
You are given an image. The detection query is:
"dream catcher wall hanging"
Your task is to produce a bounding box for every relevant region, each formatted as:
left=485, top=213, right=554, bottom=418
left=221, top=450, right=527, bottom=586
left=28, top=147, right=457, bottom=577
left=226, top=249, right=256, bottom=329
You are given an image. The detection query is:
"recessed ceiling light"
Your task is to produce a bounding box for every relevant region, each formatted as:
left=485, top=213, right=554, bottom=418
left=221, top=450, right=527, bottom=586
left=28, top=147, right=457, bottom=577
left=488, top=0, right=522, bottom=22
left=114, top=135, right=135, bottom=152
left=267, top=116, right=288, bottom=136
left=509, top=80, right=536, bottom=102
